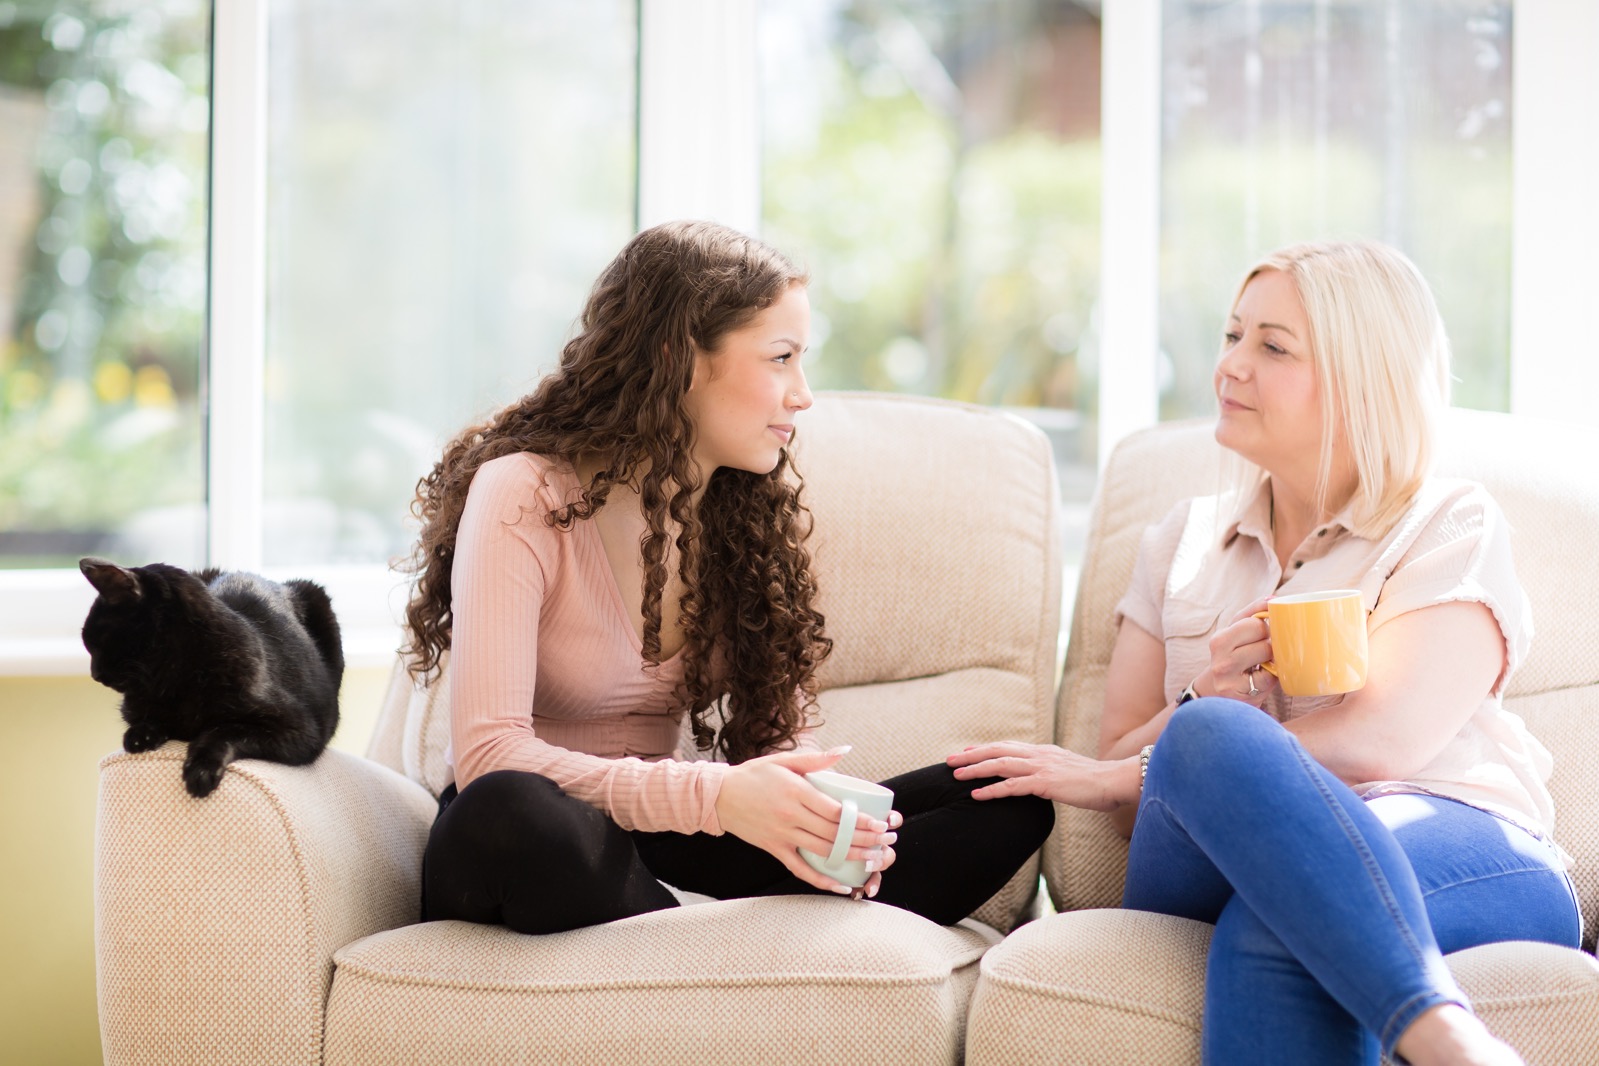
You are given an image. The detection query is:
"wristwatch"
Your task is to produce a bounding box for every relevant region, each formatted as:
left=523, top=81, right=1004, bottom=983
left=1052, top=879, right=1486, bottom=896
left=1176, top=681, right=1201, bottom=706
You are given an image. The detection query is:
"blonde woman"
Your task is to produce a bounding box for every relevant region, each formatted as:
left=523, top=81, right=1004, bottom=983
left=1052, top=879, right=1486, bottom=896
left=948, top=241, right=1576, bottom=1066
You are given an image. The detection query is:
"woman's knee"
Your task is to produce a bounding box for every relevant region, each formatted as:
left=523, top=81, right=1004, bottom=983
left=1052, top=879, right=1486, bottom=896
left=1147, top=697, right=1292, bottom=804
left=1160, top=697, right=1275, bottom=762
left=905, top=761, right=1055, bottom=838
left=436, top=769, right=591, bottom=858
left=1008, top=791, right=1057, bottom=844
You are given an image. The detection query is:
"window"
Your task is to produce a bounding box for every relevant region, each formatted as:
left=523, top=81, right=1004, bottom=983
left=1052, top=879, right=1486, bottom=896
left=759, top=0, right=1103, bottom=563
left=265, top=0, right=636, bottom=567
left=5, top=0, right=1596, bottom=674
left=1158, top=1, right=1512, bottom=418
left=0, top=0, right=210, bottom=570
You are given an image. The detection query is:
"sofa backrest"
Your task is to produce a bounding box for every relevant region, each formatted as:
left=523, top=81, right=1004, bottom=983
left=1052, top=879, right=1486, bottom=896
left=369, top=391, right=1064, bottom=927
left=1045, top=408, right=1599, bottom=948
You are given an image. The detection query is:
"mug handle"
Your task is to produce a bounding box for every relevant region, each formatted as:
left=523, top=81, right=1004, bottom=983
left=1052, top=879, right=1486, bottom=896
left=1250, top=610, right=1280, bottom=679
left=827, top=798, right=858, bottom=868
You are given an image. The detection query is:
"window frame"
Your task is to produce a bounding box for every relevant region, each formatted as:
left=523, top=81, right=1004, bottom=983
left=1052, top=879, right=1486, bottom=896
left=3, top=0, right=1594, bottom=675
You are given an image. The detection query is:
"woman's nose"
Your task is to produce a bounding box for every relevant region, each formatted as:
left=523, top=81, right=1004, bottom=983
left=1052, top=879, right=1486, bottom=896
left=789, top=370, right=814, bottom=410
left=1216, top=344, right=1247, bottom=380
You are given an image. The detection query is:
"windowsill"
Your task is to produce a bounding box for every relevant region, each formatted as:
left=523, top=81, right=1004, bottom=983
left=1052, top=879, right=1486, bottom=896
left=0, top=565, right=407, bottom=677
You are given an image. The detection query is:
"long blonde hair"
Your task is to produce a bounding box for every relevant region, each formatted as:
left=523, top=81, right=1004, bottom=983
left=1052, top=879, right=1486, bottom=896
left=1228, top=240, right=1452, bottom=538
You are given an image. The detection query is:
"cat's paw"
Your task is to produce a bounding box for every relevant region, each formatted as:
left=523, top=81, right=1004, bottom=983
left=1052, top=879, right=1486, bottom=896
left=122, top=723, right=168, bottom=753
left=181, top=750, right=228, bottom=798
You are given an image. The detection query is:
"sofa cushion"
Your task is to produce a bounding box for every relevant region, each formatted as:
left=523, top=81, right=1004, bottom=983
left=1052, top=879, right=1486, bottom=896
left=965, top=909, right=1210, bottom=1065
left=326, top=898, right=999, bottom=1065
left=1448, top=940, right=1599, bottom=1062
left=965, top=911, right=1599, bottom=1066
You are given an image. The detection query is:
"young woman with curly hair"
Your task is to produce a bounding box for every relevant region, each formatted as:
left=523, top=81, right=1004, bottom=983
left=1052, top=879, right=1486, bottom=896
left=407, top=220, right=1052, bottom=934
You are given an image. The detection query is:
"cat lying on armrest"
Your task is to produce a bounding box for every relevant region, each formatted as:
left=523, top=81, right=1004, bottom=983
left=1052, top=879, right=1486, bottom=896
left=79, top=558, right=344, bottom=798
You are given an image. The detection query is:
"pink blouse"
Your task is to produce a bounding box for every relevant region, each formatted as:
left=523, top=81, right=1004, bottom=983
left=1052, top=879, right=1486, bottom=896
left=446, top=452, right=733, bottom=834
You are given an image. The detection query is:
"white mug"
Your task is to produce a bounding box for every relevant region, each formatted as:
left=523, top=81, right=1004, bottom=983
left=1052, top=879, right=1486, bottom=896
left=798, top=770, right=895, bottom=888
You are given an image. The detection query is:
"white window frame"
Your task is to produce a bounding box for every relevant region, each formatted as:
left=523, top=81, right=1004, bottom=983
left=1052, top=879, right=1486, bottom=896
left=3, top=0, right=1594, bottom=676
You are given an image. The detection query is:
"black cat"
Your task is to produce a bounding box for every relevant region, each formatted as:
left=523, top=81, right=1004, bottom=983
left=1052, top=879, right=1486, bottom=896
left=79, top=558, right=344, bottom=798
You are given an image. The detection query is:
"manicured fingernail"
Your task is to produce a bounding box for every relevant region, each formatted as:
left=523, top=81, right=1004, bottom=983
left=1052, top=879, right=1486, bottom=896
left=826, top=745, right=852, bottom=756
left=864, top=859, right=879, bottom=872
left=890, top=812, right=904, bottom=828
left=831, top=884, right=852, bottom=894
left=868, top=818, right=888, bottom=832
left=881, top=832, right=897, bottom=845
left=868, top=882, right=879, bottom=898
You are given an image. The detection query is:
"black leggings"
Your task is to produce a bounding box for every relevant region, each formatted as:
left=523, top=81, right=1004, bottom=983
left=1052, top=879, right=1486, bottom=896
left=421, top=762, right=1054, bottom=934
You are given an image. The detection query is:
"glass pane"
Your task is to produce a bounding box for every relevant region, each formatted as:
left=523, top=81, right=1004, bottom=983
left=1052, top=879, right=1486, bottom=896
left=759, top=0, right=1103, bottom=577
left=0, top=0, right=209, bottom=570
left=1160, top=0, right=1512, bottom=418
left=265, top=0, right=636, bottom=566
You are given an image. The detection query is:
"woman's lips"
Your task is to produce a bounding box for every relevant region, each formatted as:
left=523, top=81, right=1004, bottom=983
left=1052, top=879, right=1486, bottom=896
left=769, top=424, right=794, bottom=443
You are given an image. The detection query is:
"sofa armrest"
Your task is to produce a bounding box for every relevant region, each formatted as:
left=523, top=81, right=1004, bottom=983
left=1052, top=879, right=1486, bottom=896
left=96, top=743, right=436, bottom=1066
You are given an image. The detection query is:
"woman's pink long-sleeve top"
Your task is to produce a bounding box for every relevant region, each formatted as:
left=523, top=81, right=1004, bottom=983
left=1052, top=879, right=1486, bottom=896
left=446, top=452, right=735, bottom=835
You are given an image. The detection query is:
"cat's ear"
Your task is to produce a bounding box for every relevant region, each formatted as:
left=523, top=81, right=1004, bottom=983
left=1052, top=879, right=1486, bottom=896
left=80, top=558, right=142, bottom=605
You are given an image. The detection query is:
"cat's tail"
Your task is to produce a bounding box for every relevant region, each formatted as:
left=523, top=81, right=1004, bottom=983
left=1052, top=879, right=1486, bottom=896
left=284, top=580, right=345, bottom=685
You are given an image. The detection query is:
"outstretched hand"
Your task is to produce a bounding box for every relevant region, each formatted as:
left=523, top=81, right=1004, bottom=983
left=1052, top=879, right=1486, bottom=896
left=714, top=746, right=901, bottom=899
left=946, top=741, right=1138, bottom=811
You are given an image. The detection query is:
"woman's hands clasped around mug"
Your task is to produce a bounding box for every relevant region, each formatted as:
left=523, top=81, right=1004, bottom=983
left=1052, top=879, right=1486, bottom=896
left=714, top=746, right=901, bottom=899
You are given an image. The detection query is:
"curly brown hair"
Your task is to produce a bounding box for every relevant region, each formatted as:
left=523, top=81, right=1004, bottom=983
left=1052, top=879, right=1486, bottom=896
left=400, top=220, right=831, bottom=763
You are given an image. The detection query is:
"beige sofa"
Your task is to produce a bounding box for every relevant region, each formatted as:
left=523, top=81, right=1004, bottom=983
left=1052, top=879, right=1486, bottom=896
left=95, top=392, right=1062, bottom=1065
left=967, top=408, right=1599, bottom=1064
left=95, top=397, right=1599, bottom=1064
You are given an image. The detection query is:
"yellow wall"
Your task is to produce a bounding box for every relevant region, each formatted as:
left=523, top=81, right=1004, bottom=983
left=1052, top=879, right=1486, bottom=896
left=0, top=666, right=391, bottom=1066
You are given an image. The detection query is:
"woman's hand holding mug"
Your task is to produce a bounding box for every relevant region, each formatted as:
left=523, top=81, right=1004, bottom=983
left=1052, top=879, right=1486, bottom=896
left=713, top=746, right=900, bottom=898
left=1251, top=589, right=1370, bottom=697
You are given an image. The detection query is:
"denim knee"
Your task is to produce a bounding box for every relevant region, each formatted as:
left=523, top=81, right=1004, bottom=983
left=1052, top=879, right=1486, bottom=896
left=1156, top=698, right=1275, bottom=771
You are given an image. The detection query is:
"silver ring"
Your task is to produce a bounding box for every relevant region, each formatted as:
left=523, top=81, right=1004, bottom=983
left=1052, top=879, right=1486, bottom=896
left=1247, top=668, right=1260, bottom=697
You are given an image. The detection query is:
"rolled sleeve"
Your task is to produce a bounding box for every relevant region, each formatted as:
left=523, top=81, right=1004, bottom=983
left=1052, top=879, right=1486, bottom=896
left=1368, top=485, right=1532, bottom=697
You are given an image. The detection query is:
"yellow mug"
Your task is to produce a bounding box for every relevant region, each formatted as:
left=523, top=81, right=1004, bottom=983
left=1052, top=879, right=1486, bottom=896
left=1252, top=589, right=1369, bottom=697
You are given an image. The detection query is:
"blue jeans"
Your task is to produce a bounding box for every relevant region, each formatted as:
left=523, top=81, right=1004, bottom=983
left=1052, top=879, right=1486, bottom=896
left=1124, top=699, right=1579, bottom=1065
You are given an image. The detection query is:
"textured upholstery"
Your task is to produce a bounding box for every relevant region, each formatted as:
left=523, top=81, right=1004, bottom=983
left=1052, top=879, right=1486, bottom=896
left=966, top=910, right=1210, bottom=1065
left=969, top=408, right=1599, bottom=1064
left=95, top=745, right=436, bottom=1065
left=325, top=904, right=999, bottom=1065
left=97, top=392, right=1060, bottom=1066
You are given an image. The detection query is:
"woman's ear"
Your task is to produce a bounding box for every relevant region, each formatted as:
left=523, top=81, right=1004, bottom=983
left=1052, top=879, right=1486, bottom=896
left=687, top=347, right=715, bottom=392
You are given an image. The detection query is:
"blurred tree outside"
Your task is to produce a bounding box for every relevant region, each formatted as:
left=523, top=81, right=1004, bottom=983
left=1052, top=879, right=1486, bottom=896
left=760, top=0, right=1103, bottom=462
left=0, top=0, right=209, bottom=569
left=1159, top=1, right=1512, bottom=422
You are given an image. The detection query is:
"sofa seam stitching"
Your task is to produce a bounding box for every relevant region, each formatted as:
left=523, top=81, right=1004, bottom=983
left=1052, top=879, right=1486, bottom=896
left=980, top=973, right=1202, bottom=1031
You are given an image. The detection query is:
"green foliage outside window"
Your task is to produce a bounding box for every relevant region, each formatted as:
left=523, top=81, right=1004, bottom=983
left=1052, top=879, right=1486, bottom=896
left=0, top=2, right=208, bottom=568
left=762, top=1, right=1102, bottom=423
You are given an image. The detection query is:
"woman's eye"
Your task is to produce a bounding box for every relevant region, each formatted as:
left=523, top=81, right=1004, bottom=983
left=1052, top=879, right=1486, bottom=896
left=1223, top=332, right=1241, bottom=346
